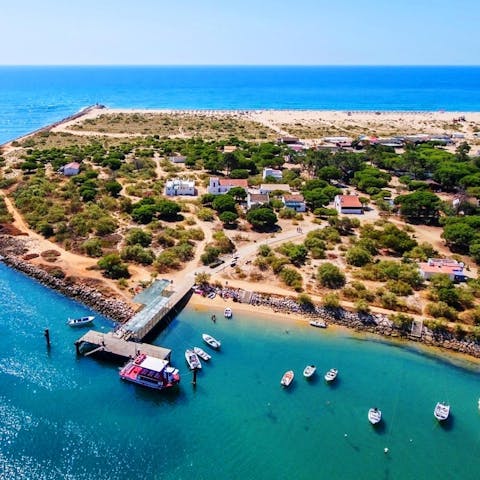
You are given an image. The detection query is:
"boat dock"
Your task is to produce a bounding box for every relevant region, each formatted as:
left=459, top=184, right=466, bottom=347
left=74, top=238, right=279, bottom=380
left=75, top=331, right=172, bottom=361
left=75, top=278, right=193, bottom=361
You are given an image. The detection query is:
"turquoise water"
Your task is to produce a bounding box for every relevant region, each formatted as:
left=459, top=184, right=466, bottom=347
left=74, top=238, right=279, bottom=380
left=1, top=263, right=480, bottom=479
left=1, top=66, right=480, bottom=143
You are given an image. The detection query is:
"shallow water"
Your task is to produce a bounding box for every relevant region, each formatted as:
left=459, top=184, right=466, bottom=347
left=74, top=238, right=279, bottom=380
left=1, top=264, right=480, bottom=479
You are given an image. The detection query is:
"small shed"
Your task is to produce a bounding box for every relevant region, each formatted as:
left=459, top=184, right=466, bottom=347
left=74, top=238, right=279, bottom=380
left=62, top=162, right=81, bottom=176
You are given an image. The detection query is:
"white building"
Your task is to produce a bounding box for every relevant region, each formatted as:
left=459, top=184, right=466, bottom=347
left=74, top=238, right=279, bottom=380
left=62, top=162, right=81, bottom=176
left=262, top=167, right=283, bottom=180
left=164, top=179, right=196, bottom=196
left=247, top=192, right=269, bottom=209
left=282, top=194, right=306, bottom=212
left=418, top=258, right=466, bottom=282
left=168, top=155, right=186, bottom=163
left=207, top=177, right=248, bottom=195
left=334, top=195, right=363, bottom=214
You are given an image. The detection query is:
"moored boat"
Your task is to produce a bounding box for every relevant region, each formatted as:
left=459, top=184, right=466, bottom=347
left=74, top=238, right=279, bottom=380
left=368, top=407, right=382, bottom=425
left=202, top=333, right=221, bottom=349
left=224, top=307, right=232, bottom=318
left=324, top=368, right=338, bottom=382
left=67, top=315, right=94, bottom=327
left=303, top=365, right=316, bottom=378
left=281, top=370, right=294, bottom=387
left=119, top=353, right=180, bottom=391
left=185, top=349, right=202, bottom=370
left=434, top=402, right=450, bottom=421
left=193, top=346, right=211, bottom=361
left=309, top=319, right=327, bottom=328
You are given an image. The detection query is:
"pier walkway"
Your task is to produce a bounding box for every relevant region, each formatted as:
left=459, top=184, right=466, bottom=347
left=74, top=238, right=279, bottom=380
left=75, top=278, right=193, bottom=361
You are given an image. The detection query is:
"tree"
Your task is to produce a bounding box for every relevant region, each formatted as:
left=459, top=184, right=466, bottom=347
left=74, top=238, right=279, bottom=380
left=131, top=204, right=157, bottom=224
left=195, top=272, right=211, bottom=286
left=317, top=263, right=346, bottom=289
left=81, top=238, right=103, bottom=257
left=346, top=246, right=373, bottom=267
left=394, top=190, right=441, bottom=224
left=157, top=199, right=181, bottom=220
left=442, top=222, right=477, bottom=252
left=246, top=207, right=278, bottom=231
left=219, top=211, right=238, bottom=227
left=227, top=186, right=247, bottom=203
left=105, top=180, right=122, bottom=197
left=97, top=254, right=130, bottom=279
left=121, top=245, right=155, bottom=265
left=200, top=246, right=221, bottom=265
left=212, top=194, right=236, bottom=213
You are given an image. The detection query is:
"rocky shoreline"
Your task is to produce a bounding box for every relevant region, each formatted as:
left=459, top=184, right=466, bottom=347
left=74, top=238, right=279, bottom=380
left=223, top=287, right=480, bottom=359
left=0, top=235, right=135, bottom=322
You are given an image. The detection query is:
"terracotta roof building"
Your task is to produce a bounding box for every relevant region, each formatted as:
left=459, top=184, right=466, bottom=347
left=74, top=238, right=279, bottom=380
left=334, top=195, right=363, bottom=214
left=208, top=177, right=248, bottom=195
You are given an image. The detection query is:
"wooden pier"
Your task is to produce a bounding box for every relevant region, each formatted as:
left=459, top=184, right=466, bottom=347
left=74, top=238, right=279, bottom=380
left=75, top=331, right=171, bottom=361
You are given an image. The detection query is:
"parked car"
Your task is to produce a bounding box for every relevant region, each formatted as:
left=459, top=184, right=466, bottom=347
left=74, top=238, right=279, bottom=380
left=209, top=259, right=225, bottom=269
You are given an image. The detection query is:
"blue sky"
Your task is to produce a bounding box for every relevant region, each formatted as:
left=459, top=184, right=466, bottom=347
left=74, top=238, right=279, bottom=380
left=2, top=0, right=479, bottom=65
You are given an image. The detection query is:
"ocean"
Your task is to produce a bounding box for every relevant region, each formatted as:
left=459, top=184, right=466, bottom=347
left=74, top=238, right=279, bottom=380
left=1, top=66, right=480, bottom=143
left=1, top=65, right=480, bottom=479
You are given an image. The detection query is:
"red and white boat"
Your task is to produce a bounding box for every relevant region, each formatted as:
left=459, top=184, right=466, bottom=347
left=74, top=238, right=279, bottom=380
left=119, top=353, right=180, bottom=391
left=280, top=370, right=294, bottom=387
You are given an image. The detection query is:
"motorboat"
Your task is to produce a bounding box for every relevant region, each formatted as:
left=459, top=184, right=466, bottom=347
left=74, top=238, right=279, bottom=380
left=309, top=319, right=327, bottom=328
left=185, top=349, right=202, bottom=370
left=119, top=353, right=180, bottom=391
left=324, top=368, right=338, bottom=382
left=281, top=370, right=294, bottom=387
left=193, top=346, right=211, bottom=361
left=434, top=402, right=450, bottom=421
left=303, top=365, right=316, bottom=378
left=202, top=333, right=221, bottom=349
left=224, top=307, right=232, bottom=318
left=67, top=315, right=94, bottom=327
left=368, top=407, right=382, bottom=425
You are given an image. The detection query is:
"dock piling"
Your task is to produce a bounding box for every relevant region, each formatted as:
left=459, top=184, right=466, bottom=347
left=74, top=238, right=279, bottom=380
left=44, top=328, right=51, bottom=349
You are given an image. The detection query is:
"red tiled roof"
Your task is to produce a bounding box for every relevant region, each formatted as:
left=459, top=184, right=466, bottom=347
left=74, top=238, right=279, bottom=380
left=283, top=194, right=304, bottom=202
left=339, top=195, right=362, bottom=208
left=219, top=178, right=248, bottom=187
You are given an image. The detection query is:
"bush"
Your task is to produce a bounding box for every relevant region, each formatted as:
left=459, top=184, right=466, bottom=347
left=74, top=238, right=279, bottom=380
left=279, top=267, right=303, bottom=290
left=317, top=263, right=346, bottom=289
left=322, top=293, right=340, bottom=308
left=121, top=245, right=155, bottom=265
left=345, top=246, right=372, bottom=267
left=81, top=238, right=103, bottom=257
left=98, top=254, right=130, bottom=279
left=126, top=228, right=152, bottom=247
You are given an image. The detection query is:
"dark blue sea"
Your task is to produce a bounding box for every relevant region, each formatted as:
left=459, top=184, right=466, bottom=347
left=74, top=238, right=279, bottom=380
left=1, top=65, right=480, bottom=143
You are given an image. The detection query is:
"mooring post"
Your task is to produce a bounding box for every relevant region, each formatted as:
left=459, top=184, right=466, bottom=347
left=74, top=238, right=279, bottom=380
left=44, top=328, right=51, bottom=349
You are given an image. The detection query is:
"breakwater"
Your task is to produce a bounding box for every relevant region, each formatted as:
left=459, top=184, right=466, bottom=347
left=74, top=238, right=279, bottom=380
left=0, top=236, right=134, bottom=322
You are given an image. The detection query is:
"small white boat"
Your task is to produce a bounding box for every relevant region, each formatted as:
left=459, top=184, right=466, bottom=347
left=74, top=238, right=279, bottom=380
left=202, top=333, right=221, bottom=349
left=434, top=402, right=450, bottom=421
left=368, top=407, right=382, bottom=425
left=224, top=307, right=232, bottom=318
left=324, top=368, right=338, bottom=382
left=193, top=346, right=211, bottom=361
left=309, top=319, right=327, bottom=328
left=185, top=349, right=202, bottom=370
left=303, top=365, right=316, bottom=378
left=281, top=370, right=294, bottom=387
left=67, top=315, right=94, bottom=327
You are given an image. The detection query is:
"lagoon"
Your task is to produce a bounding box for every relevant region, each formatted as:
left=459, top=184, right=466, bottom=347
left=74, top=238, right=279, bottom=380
left=1, top=263, right=480, bottom=479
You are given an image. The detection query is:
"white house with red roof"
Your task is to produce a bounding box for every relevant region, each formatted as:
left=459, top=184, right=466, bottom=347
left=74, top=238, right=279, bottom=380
left=334, top=195, right=363, bottom=214
left=282, top=194, right=306, bottom=212
left=61, top=162, right=81, bottom=176
left=418, top=258, right=467, bottom=282
left=208, top=177, right=248, bottom=195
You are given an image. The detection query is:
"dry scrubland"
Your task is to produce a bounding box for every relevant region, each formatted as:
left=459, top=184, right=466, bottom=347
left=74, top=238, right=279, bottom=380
left=1, top=108, right=480, bottom=340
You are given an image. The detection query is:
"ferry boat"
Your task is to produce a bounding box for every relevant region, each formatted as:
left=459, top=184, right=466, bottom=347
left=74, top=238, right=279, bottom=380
left=119, top=353, right=180, bottom=391
left=368, top=407, right=382, bottom=425
left=224, top=307, right=233, bottom=318
left=67, top=315, right=94, bottom=327
left=434, top=402, right=450, bottom=421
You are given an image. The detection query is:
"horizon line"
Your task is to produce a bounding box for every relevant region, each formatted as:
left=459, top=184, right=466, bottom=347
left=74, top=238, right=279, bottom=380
left=0, top=64, right=479, bottom=68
